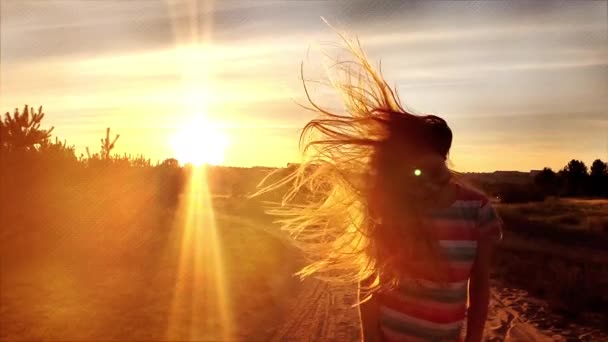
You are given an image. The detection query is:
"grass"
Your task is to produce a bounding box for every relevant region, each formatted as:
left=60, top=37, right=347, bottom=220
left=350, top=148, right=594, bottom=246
left=496, top=198, right=608, bottom=251
left=493, top=198, right=608, bottom=324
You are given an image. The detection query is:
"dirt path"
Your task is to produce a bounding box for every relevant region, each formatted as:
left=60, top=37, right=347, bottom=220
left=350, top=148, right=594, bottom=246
left=267, top=279, right=556, bottom=342
left=4, top=195, right=596, bottom=342
left=486, top=290, right=553, bottom=342
left=224, top=204, right=551, bottom=341
left=270, top=280, right=360, bottom=342
left=219, top=209, right=362, bottom=341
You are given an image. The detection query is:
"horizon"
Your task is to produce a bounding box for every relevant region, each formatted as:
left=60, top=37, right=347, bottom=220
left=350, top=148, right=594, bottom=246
left=1, top=1, right=607, bottom=172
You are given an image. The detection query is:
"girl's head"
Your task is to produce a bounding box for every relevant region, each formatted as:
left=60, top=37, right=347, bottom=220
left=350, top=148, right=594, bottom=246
left=256, top=33, right=455, bottom=296
left=374, top=113, right=453, bottom=204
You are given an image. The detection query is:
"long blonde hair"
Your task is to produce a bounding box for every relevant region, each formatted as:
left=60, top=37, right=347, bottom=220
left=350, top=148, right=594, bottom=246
left=255, top=32, right=453, bottom=298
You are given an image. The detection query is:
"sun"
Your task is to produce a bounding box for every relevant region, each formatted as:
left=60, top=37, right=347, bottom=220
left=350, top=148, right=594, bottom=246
left=170, top=117, right=229, bottom=166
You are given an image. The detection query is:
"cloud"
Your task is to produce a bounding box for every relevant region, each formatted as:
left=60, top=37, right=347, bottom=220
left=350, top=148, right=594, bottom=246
left=2, top=0, right=605, bottom=66
left=1, top=0, right=606, bottom=169
left=0, top=0, right=289, bottom=61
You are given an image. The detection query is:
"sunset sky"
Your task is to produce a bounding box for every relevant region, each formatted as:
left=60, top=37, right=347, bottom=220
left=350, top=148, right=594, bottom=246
left=1, top=0, right=606, bottom=171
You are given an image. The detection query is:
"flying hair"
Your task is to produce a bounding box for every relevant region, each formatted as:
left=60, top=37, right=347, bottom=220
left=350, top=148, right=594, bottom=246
left=252, top=23, right=455, bottom=303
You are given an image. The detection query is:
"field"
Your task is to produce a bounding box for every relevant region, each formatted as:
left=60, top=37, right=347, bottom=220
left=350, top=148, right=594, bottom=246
left=1, top=163, right=608, bottom=341
left=0, top=162, right=359, bottom=341
left=0, top=199, right=301, bottom=340
left=493, top=199, right=608, bottom=337
left=497, top=198, right=608, bottom=250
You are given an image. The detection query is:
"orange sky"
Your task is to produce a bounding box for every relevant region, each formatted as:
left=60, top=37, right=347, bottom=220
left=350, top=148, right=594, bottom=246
left=1, top=0, right=606, bottom=171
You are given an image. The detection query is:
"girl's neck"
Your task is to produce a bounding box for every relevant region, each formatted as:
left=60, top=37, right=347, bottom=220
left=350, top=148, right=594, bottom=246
left=428, top=182, right=459, bottom=209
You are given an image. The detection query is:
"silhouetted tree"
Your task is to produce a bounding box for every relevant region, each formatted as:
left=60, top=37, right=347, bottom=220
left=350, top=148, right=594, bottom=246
left=590, top=159, right=607, bottom=177
left=565, top=159, right=588, bottom=177
left=534, top=167, right=558, bottom=196
left=85, top=127, right=121, bottom=167
left=161, top=158, right=180, bottom=168
left=0, top=105, right=54, bottom=151
left=38, top=137, right=77, bottom=163
left=561, top=159, right=589, bottom=196
left=156, top=158, right=184, bottom=207
left=590, top=159, right=608, bottom=197
left=100, top=127, right=120, bottom=160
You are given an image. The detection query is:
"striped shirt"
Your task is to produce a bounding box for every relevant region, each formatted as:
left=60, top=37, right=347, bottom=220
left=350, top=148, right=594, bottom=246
left=378, top=184, right=503, bottom=342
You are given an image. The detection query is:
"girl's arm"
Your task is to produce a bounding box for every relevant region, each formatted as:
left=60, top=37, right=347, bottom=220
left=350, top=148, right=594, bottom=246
left=358, top=276, right=381, bottom=342
left=466, top=201, right=502, bottom=342
left=465, top=234, right=494, bottom=342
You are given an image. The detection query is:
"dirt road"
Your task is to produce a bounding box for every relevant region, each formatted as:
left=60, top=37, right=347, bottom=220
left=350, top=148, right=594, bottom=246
left=270, top=280, right=360, bottom=342
left=268, top=279, right=553, bottom=342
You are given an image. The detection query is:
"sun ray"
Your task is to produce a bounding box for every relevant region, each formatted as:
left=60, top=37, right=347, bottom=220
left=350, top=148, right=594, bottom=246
left=163, top=0, right=234, bottom=340
left=166, top=166, right=234, bottom=340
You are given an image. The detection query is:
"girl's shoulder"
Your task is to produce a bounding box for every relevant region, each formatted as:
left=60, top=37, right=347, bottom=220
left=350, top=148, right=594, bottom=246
left=451, top=183, right=503, bottom=241
left=452, top=182, right=491, bottom=208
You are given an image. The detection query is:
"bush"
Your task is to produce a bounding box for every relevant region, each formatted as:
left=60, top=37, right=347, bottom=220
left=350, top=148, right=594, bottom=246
left=493, top=244, right=608, bottom=319
left=497, top=205, right=608, bottom=250
left=496, top=183, right=546, bottom=203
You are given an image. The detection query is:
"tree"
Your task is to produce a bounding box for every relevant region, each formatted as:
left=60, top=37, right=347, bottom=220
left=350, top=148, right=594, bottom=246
left=0, top=105, right=54, bottom=151
left=100, top=127, right=120, bottom=160
left=38, top=137, right=77, bottom=163
left=85, top=127, right=120, bottom=162
left=561, top=159, right=589, bottom=196
left=564, top=159, right=588, bottom=177
left=160, top=158, right=180, bottom=168
left=534, top=167, right=558, bottom=196
left=590, top=159, right=607, bottom=177
left=590, top=159, right=608, bottom=197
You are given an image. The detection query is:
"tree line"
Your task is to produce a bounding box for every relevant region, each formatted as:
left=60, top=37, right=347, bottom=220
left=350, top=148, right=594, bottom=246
left=3, top=105, right=607, bottom=202
left=534, top=159, right=608, bottom=198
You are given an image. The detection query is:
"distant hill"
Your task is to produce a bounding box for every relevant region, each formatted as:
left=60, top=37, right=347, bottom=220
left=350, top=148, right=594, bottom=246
left=461, top=171, right=535, bottom=186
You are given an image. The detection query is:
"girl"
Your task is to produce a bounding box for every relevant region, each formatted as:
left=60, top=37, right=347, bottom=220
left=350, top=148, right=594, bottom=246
left=258, top=35, right=503, bottom=342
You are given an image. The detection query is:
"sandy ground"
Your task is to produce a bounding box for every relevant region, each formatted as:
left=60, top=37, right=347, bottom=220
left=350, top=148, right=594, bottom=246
left=1, top=207, right=301, bottom=341
left=225, top=211, right=597, bottom=342
left=269, top=279, right=554, bottom=342
left=488, top=285, right=608, bottom=342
